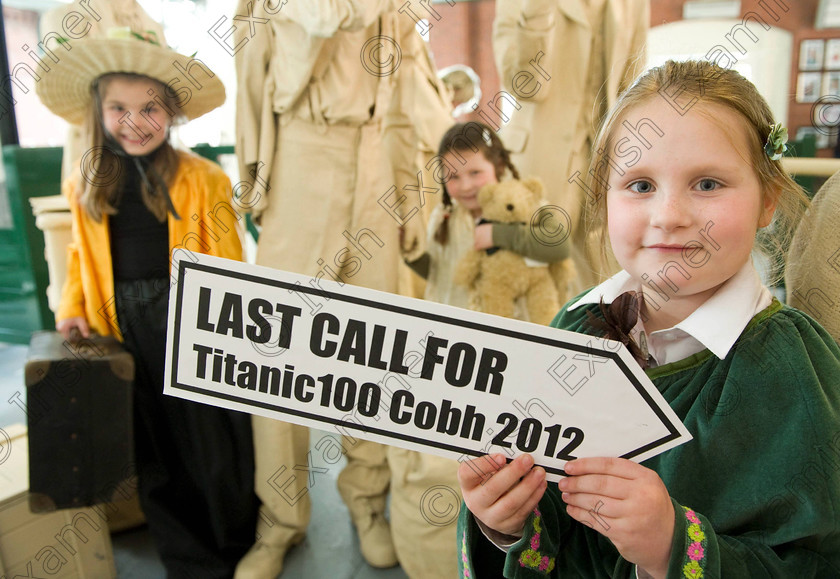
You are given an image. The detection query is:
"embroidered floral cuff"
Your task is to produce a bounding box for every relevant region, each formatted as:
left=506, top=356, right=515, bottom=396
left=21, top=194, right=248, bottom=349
left=459, top=498, right=565, bottom=578
left=681, top=506, right=708, bottom=578
left=460, top=520, right=475, bottom=579
left=516, top=507, right=557, bottom=574
left=667, top=500, right=711, bottom=579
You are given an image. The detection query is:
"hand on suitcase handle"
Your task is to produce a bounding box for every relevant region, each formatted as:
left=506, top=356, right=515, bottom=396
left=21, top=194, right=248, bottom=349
left=56, top=316, right=91, bottom=342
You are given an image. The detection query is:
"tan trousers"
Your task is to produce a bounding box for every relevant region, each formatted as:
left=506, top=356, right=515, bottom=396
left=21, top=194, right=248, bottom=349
left=388, top=448, right=462, bottom=578
left=252, top=117, right=399, bottom=545
left=249, top=419, right=311, bottom=547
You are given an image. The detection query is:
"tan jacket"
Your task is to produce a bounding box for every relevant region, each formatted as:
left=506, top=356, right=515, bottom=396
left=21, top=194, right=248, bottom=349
left=58, top=152, right=243, bottom=339
left=786, top=171, right=840, bottom=342
left=234, top=0, right=397, bottom=219
left=385, top=22, right=453, bottom=156
left=493, top=0, right=648, bottom=207
left=384, top=17, right=454, bottom=260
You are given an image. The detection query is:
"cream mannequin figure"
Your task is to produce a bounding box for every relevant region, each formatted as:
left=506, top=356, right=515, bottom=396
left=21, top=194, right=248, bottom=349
left=493, top=0, right=649, bottom=290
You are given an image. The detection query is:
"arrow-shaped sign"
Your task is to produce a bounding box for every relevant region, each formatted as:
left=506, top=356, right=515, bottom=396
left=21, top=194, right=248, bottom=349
left=164, top=254, right=692, bottom=481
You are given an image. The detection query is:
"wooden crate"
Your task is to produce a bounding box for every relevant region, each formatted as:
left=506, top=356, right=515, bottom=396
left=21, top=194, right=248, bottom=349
left=0, top=424, right=116, bottom=578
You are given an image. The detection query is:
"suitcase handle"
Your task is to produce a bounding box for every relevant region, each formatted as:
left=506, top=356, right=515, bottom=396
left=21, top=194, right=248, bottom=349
left=68, top=327, right=100, bottom=344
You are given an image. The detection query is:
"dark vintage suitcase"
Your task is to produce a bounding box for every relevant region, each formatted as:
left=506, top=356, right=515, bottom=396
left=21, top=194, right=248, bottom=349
left=24, top=330, right=135, bottom=512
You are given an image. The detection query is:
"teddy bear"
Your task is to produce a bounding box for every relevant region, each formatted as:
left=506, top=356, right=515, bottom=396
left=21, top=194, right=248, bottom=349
left=454, top=178, right=575, bottom=325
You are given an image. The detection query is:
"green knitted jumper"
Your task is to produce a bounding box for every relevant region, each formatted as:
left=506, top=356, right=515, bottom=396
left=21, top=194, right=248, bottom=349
left=458, top=298, right=840, bottom=578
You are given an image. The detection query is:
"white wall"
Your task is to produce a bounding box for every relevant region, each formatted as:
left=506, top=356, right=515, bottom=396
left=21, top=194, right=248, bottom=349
left=648, top=19, right=793, bottom=124
left=137, top=0, right=238, bottom=149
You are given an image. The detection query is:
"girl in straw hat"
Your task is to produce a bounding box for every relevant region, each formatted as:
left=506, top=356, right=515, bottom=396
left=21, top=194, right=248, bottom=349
left=40, top=0, right=165, bottom=179
left=37, top=31, right=258, bottom=577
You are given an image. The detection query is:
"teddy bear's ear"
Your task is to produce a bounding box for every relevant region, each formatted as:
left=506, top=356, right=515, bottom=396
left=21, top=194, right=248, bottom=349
left=478, top=183, right=498, bottom=205
left=521, top=177, right=546, bottom=204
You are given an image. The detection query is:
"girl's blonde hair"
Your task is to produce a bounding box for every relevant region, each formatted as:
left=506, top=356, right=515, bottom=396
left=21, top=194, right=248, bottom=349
left=78, top=73, right=183, bottom=222
left=435, top=121, right=520, bottom=245
left=588, top=60, right=809, bottom=286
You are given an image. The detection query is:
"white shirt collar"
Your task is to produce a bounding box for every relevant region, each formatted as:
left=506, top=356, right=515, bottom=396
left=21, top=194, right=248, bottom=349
left=568, top=260, right=772, bottom=361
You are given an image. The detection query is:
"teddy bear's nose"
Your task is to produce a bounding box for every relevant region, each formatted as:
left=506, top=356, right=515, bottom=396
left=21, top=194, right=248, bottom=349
left=506, top=204, right=514, bottom=211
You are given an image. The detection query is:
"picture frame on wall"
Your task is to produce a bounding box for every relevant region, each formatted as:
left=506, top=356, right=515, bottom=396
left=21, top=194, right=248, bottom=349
left=816, top=0, right=840, bottom=29
left=800, top=39, right=826, bottom=71
left=826, top=38, right=840, bottom=70
left=797, top=72, right=823, bottom=103
left=823, top=71, right=840, bottom=97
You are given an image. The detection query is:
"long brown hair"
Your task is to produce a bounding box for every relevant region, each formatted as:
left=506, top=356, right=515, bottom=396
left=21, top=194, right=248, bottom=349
left=78, top=73, right=183, bottom=222
left=434, top=121, right=520, bottom=245
left=587, top=60, right=809, bottom=286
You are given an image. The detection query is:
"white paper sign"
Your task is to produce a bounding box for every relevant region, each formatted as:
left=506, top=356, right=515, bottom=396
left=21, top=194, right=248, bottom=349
left=164, top=254, right=692, bottom=481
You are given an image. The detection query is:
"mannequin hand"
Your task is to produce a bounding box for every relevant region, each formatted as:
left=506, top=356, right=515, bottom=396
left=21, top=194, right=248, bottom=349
left=458, top=453, right=547, bottom=536
left=559, top=458, right=674, bottom=577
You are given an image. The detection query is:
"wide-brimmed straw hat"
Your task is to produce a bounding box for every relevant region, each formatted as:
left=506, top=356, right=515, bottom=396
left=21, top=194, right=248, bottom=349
left=36, top=29, right=225, bottom=125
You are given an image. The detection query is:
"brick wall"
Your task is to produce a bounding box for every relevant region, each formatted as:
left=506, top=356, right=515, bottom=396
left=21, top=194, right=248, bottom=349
left=428, top=0, right=500, bottom=125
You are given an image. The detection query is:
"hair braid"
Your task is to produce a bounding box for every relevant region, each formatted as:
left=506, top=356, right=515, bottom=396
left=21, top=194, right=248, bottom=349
left=434, top=188, right=453, bottom=245
left=500, top=147, right=520, bottom=180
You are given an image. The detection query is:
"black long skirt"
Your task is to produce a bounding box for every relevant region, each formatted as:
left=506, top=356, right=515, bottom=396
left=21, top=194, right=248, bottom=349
left=114, top=277, right=258, bottom=578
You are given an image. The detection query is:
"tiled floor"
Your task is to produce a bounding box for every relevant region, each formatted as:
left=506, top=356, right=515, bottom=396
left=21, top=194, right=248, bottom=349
left=0, top=341, right=409, bottom=579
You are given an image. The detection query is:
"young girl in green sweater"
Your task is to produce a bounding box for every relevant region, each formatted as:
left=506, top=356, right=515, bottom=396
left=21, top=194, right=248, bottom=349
left=457, top=60, right=840, bottom=578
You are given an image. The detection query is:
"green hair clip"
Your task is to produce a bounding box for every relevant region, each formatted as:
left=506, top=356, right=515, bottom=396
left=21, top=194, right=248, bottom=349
left=105, top=27, right=162, bottom=47
left=130, top=30, right=161, bottom=47
left=764, top=122, right=788, bottom=161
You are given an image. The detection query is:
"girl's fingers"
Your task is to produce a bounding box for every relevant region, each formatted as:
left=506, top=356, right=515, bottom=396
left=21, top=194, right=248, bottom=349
left=481, top=465, right=547, bottom=535
left=482, top=454, right=541, bottom=497
left=57, top=317, right=90, bottom=341
left=564, top=457, right=641, bottom=479
left=509, top=467, right=548, bottom=522
left=491, top=464, right=546, bottom=514
left=460, top=455, right=545, bottom=516
left=564, top=503, right=615, bottom=536
left=560, top=491, right=621, bottom=521
left=77, top=318, right=90, bottom=338
left=558, top=472, right=627, bottom=500
left=458, top=454, right=507, bottom=491
left=466, top=454, right=538, bottom=498
left=458, top=454, right=507, bottom=504
left=472, top=223, right=494, bottom=249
